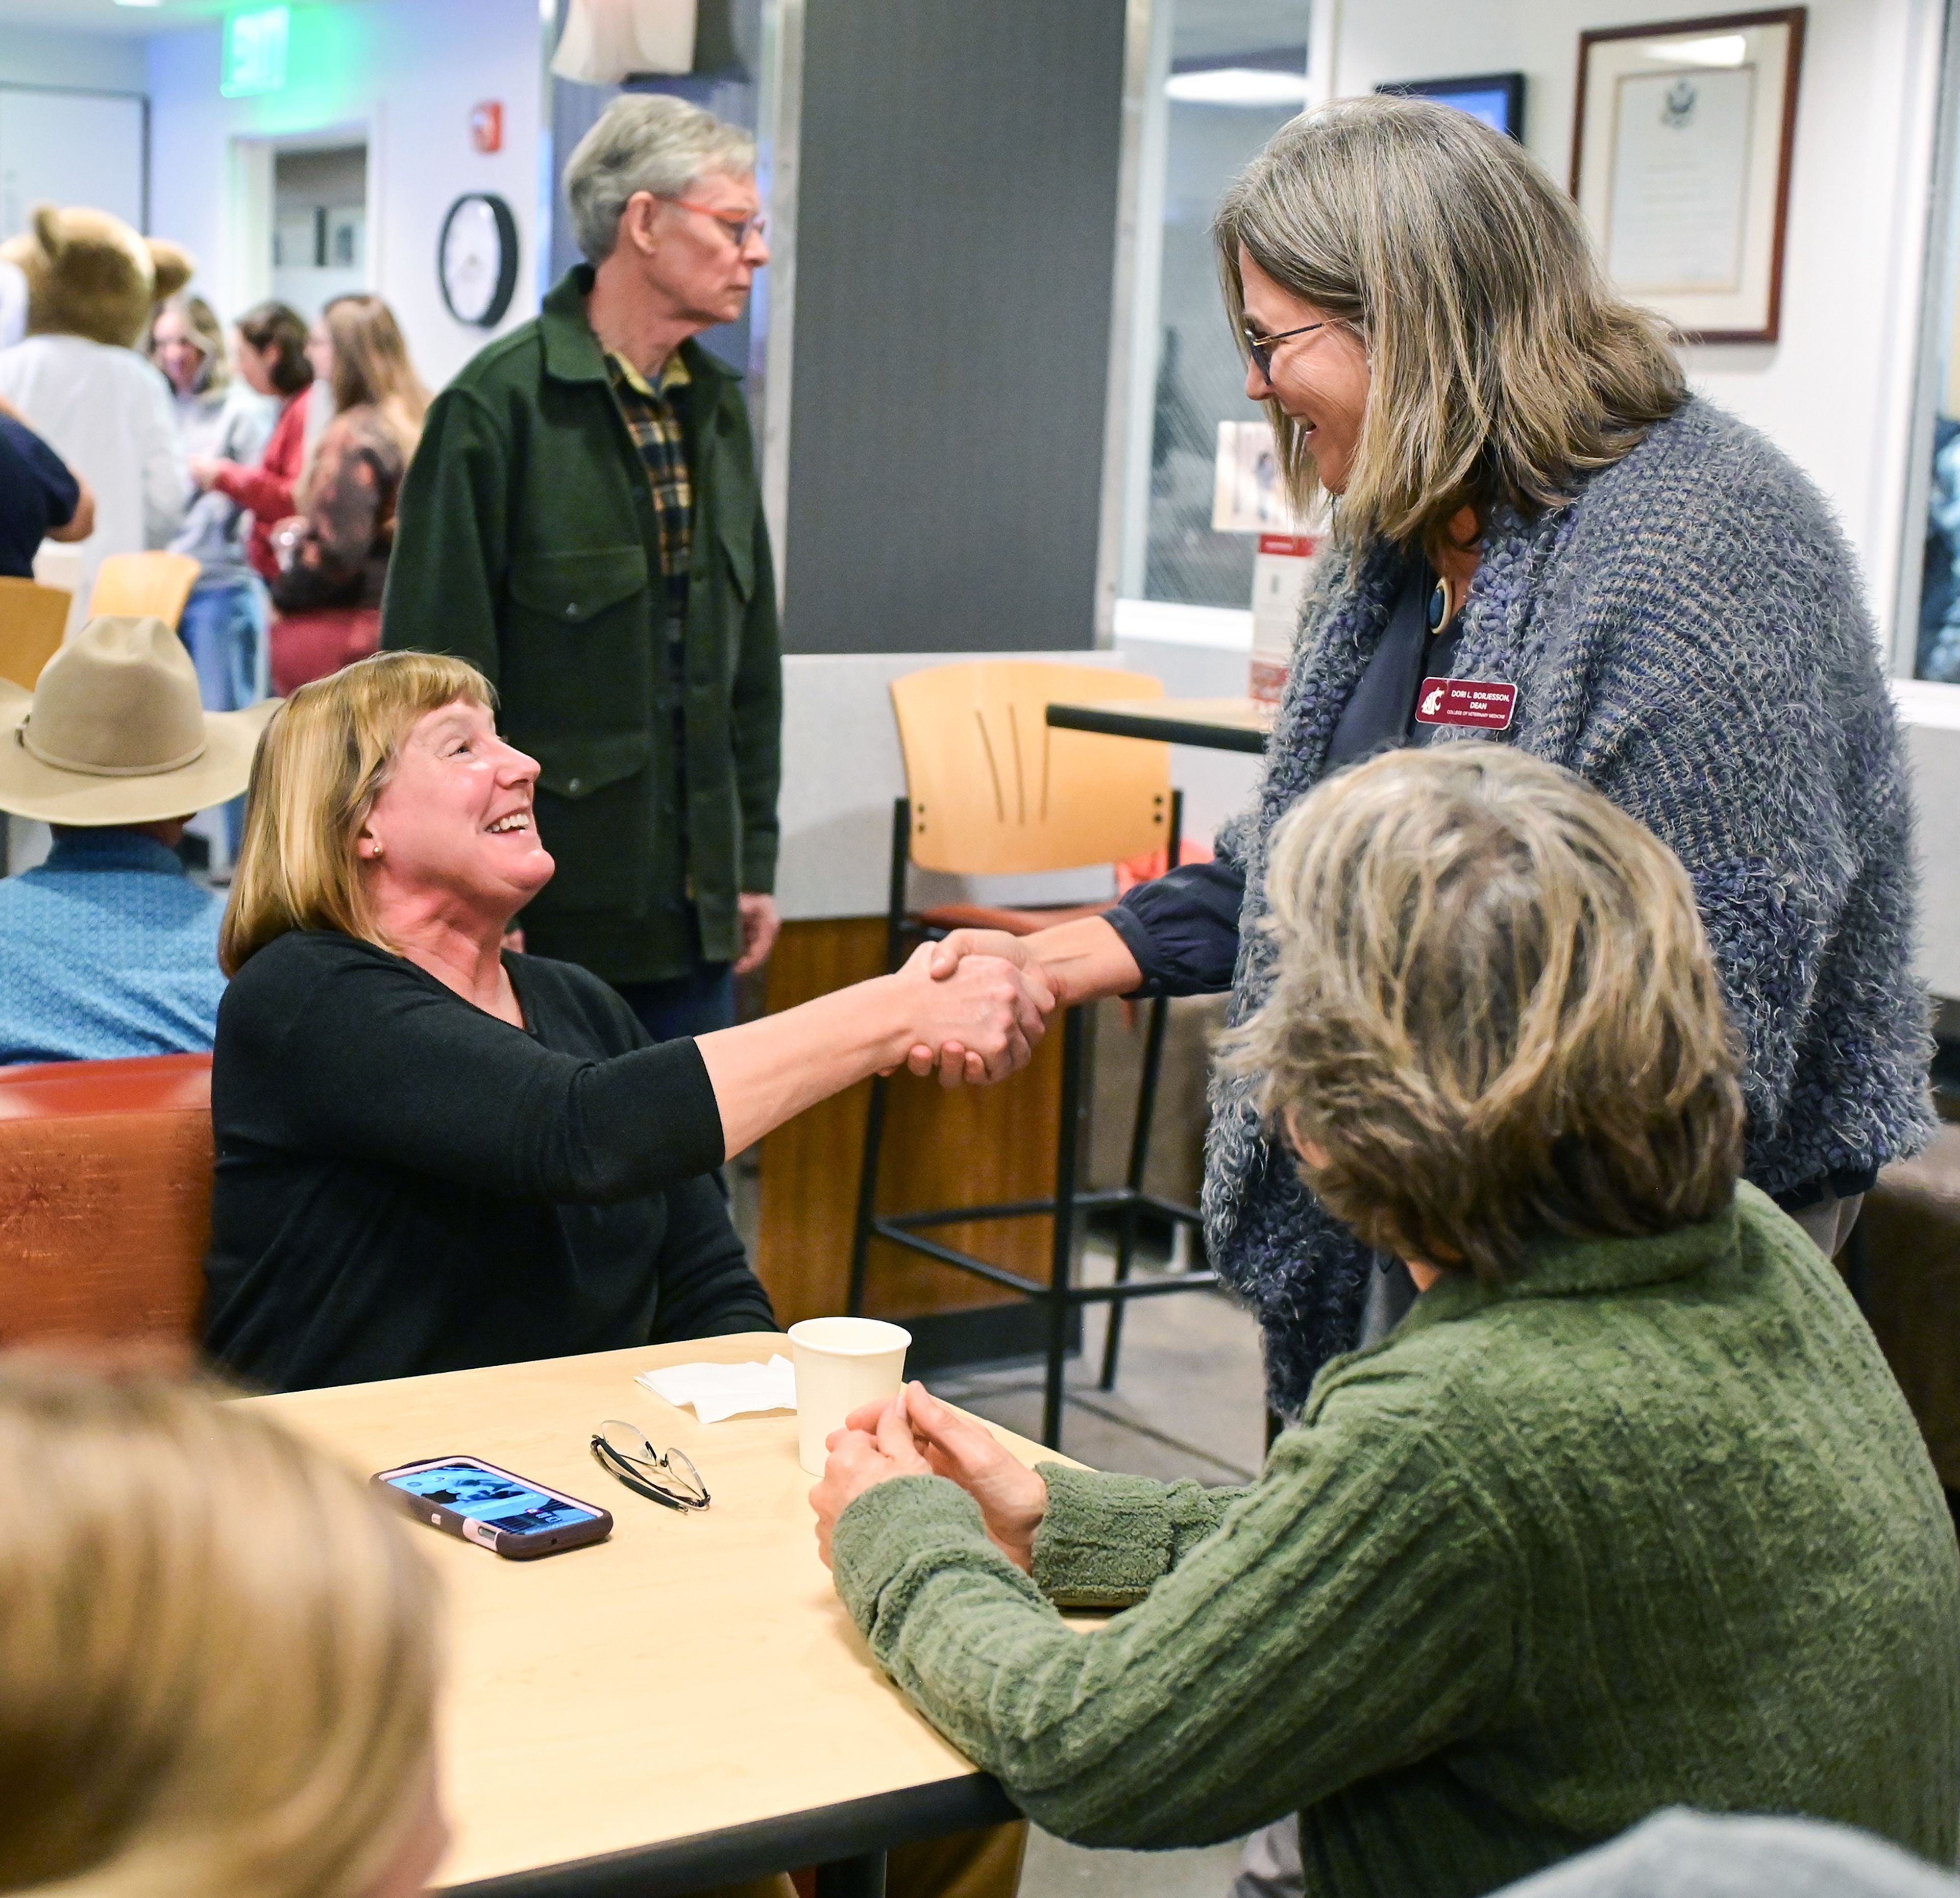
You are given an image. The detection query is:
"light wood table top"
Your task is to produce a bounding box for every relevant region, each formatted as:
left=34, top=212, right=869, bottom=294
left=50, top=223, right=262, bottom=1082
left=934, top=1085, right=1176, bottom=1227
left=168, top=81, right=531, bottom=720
left=1045, top=695, right=1275, bottom=754
left=250, top=1334, right=1051, bottom=1893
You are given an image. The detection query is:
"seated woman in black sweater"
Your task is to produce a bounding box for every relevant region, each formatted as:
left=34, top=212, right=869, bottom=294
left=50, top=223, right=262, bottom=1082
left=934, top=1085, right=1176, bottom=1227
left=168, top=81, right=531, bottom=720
left=205, top=652, right=1048, bottom=1392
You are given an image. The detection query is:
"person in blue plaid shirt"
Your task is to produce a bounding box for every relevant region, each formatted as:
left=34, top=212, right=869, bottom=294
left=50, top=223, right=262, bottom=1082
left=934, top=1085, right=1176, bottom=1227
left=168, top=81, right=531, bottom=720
left=0, top=616, right=273, bottom=1066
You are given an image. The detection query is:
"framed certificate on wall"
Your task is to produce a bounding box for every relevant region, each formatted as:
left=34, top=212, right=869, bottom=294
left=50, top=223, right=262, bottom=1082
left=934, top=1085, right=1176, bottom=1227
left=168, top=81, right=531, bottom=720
left=1572, top=9, right=1806, bottom=343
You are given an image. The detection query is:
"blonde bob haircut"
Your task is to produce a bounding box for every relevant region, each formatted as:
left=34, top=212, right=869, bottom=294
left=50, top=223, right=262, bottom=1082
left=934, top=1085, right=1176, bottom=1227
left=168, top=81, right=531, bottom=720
left=1223, top=746, right=1744, bottom=1286
left=220, top=650, right=494, bottom=974
left=1216, top=94, right=1686, bottom=560
left=0, top=1360, right=439, bottom=1898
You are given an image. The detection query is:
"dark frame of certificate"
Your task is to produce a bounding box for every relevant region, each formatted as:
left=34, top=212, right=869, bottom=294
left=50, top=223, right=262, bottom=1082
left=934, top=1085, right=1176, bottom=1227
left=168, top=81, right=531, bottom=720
left=1571, top=7, right=1806, bottom=344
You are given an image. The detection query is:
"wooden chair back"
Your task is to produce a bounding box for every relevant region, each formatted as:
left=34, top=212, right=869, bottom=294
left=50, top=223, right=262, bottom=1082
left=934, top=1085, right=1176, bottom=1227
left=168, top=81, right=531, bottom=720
left=0, top=1054, right=213, bottom=1369
left=889, top=662, right=1170, bottom=875
left=88, top=552, right=202, bottom=630
left=0, top=576, right=72, bottom=688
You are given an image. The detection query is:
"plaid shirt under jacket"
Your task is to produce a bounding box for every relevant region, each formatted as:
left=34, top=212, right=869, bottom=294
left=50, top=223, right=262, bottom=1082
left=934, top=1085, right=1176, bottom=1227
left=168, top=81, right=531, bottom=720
left=605, top=350, right=693, bottom=624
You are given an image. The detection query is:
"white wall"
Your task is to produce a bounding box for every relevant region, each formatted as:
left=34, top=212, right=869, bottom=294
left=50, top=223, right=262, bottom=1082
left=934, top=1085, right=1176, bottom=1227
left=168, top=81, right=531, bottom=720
left=1333, top=0, right=1945, bottom=644
left=145, top=0, right=545, bottom=390
left=0, top=28, right=149, bottom=244
left=0, top=25, right=145, bottom=93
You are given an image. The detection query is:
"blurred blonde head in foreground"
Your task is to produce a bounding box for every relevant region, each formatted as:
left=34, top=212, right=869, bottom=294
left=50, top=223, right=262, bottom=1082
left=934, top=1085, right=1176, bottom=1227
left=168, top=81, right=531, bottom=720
left=0, top=1361, right=442, bottom=1898
left=1226, top=745, right=1745, bottom=1285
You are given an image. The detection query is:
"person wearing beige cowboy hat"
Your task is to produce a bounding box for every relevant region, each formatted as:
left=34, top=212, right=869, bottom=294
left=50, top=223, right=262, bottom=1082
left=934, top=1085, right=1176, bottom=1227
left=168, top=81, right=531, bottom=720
left=0, top=615, right=275, bottom=1064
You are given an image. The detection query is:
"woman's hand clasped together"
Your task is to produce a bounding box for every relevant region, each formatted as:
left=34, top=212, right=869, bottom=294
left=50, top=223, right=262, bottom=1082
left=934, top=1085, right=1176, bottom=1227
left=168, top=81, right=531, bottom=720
left=697, top=934, right=1054, bottom=1154
left=901, top=917, right=1141, bottom=1086
left=810, top=1380, right=1048, bottom=1572
left=885, top=942, right=1050, bottom=1081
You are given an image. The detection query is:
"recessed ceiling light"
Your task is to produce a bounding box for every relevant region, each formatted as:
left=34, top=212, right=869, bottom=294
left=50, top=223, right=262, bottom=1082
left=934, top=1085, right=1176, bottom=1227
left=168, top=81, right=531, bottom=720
left=113, top=1, right=167, bottom=9
left=1166, top=68, right=1311, bottom=107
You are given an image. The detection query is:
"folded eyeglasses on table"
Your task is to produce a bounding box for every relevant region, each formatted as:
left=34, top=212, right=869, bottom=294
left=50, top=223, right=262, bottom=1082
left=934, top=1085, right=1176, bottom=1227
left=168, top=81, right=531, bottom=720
left=591, top=1418, right=711, bottom=1512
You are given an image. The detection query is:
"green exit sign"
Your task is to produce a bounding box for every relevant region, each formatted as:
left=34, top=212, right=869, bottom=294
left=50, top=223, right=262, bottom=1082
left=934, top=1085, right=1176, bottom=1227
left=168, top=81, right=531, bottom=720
left=222, top=6, right=290, bottom=97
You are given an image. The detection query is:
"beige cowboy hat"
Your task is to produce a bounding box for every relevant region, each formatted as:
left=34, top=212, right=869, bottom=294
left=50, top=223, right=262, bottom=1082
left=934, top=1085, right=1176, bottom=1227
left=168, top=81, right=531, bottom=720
left=0, top=615, right=277, bottom=826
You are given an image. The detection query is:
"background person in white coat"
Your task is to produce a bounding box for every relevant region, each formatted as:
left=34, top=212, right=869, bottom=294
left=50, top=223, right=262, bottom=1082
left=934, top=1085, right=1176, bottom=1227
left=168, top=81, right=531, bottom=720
left=0, top=204, right=189, bottom=600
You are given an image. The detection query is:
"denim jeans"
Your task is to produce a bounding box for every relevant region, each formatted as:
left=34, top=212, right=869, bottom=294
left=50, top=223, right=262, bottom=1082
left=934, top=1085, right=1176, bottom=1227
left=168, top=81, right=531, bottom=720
left=179, top=574, right=269, bottom=712
left=614, top=960, right=737, bottom=1044
left=179, top=576, right=269, bottom=858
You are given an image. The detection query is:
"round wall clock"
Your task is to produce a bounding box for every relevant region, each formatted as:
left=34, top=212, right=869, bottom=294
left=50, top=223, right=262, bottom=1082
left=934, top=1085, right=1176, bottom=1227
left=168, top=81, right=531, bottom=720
left=437, top=192, right=519, bottom=327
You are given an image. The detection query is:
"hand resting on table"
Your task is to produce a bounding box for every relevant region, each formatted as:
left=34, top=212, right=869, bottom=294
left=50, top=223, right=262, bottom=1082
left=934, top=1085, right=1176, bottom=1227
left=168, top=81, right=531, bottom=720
left=809, top=1381, right=1049, bottom=1572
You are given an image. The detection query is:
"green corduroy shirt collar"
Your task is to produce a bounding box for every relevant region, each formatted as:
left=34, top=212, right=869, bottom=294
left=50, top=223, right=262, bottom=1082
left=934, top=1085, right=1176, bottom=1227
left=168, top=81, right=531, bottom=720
left=1392, top=1184, right=1751, bottom=1341
left=538, top=265, right=743, bottom=390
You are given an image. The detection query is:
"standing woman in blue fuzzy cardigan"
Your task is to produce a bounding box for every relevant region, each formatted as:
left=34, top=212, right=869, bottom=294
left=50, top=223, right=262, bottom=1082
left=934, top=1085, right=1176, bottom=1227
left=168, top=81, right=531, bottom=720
left=924, top=93, right=1933, bottom=1414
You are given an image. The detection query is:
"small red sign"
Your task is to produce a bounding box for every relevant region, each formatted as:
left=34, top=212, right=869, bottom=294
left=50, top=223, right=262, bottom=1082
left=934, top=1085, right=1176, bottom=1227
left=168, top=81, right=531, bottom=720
left=1414, top=677, right=1517, bottom=730
left=470, top=101, right=503, bottom=154
left=1257, top=532, right=1320, bottom=558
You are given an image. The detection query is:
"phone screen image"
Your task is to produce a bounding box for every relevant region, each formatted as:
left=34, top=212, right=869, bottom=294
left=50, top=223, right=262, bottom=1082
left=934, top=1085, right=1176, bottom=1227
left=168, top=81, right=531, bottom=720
left=385, top=1462, right=603, bottom=1537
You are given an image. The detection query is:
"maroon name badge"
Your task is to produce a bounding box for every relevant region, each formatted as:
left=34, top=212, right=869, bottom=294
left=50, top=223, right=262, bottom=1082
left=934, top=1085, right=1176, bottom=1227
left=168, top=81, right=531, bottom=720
left=1414, top=677, right=1518, bottom=731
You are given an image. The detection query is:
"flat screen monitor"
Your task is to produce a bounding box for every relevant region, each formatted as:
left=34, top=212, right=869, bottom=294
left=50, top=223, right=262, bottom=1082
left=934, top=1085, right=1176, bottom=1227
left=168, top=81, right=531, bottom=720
left=1375, top=72, right=1525, bottom=141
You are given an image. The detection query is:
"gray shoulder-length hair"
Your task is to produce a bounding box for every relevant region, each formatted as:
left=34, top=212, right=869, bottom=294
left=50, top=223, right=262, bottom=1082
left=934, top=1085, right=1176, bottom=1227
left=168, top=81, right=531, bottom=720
left=564, top=94, right=757, bottom=266
left=1216, top=95, right=1685, bottom=559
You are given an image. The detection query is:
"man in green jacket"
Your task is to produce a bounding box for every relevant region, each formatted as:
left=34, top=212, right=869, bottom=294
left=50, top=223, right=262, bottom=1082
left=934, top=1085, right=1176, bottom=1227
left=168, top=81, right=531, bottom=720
left=382, top=95, right=780, bottom=1037
left=811, top=746, right=1960, bottom=1898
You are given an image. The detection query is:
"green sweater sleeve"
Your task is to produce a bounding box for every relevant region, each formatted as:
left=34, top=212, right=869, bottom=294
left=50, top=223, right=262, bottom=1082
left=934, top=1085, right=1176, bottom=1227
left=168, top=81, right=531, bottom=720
left=830, top=1402, right=1517, bottom=1850
left=1030, top=1464, right=1247, bottom=1607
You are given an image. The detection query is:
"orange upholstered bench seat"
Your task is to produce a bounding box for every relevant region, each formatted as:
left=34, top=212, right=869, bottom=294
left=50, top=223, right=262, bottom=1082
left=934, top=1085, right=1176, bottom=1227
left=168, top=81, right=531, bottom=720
left=0, top=1053, right=212, bottom=1369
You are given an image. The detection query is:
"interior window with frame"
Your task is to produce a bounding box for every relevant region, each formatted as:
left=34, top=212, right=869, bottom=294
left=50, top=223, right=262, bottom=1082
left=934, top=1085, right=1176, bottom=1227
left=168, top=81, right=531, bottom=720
left=1113, top=0, right=1313, bottom=614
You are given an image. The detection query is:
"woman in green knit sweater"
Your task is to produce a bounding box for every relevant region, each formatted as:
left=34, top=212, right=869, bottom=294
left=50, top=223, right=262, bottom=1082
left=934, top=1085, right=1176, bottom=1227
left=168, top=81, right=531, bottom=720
left=810, top=746, right=1960, bottom=1898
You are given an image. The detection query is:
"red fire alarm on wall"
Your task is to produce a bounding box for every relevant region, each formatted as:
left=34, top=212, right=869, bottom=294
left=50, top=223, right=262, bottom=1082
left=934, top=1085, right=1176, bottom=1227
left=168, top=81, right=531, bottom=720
left=470, top=102, right=503, bottom=154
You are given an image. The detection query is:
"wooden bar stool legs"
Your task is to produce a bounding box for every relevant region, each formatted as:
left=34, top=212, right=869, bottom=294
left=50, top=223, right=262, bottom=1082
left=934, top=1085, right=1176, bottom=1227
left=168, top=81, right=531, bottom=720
left=1041, top=1005, right=1088, bottom=1448
left=1097, top=989, right=1173, bottom=1391
left=847, top=798, right=1215, bottom=1451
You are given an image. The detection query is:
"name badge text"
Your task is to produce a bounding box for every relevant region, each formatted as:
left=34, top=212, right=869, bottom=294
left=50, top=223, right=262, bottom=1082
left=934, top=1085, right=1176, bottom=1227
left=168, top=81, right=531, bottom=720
left=1414, top=678, right=1518, bottom=731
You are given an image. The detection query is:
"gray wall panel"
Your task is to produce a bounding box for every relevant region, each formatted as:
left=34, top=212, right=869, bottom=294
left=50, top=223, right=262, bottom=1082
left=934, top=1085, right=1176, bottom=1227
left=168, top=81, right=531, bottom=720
left=784, top=0, right=1125, bottom=653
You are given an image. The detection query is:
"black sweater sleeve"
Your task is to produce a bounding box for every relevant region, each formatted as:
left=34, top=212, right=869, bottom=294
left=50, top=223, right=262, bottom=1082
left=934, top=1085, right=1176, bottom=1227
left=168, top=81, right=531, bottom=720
left=1105, top=858, right=1246, bottom=999
left=229, top=938, right=726, bottom=1203
left=651, top=1173, right=779, bottom=1341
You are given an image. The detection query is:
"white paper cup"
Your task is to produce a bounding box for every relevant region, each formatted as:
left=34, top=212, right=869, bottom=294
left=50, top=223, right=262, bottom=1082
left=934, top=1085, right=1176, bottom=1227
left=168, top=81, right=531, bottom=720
left=789, top=1317, right=912, bottom=1476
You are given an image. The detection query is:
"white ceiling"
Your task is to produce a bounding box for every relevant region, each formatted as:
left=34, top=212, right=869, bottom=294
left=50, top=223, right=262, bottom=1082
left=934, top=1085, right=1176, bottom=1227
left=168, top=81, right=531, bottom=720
left=0, top=0, right=350, bottom=35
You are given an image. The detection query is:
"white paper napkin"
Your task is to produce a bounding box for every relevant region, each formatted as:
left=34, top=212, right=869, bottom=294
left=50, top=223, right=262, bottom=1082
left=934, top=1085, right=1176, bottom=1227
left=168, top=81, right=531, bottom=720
left=636, top=1355, right=796, bottom=1424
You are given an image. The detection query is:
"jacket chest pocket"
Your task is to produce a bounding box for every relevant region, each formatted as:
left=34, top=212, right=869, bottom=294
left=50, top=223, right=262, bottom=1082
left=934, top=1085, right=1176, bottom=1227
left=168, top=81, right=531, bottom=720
left=510, top=544, right=650, bottom=624
left=528, top=730, right=651, bottom=803
left=502, top=544, right=657, bottom=732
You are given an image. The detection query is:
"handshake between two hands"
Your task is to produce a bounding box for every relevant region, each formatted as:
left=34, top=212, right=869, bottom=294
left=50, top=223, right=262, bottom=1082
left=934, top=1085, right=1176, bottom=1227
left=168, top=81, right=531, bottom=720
left=807, top=1378, right=1050, bottom=1572
left=889, top=928, right=1060, bottom=1090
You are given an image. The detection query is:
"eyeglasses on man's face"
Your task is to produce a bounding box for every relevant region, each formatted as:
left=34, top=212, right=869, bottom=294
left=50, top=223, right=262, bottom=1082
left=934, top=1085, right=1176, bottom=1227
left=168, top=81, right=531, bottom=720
left=665, top=197, right=768, bottom=252
left=591, top=1419, right=710, bottom=1512
left=1241, top=319, right=1329, bottom=381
